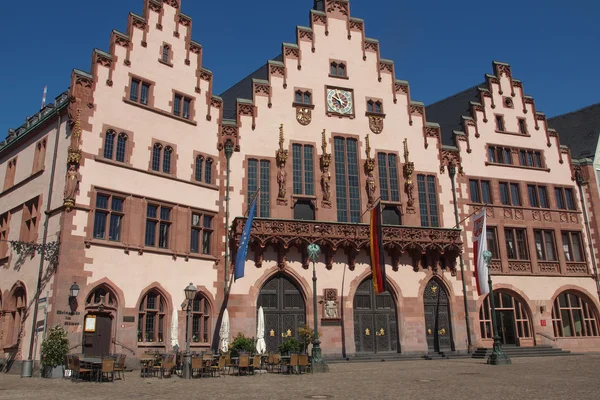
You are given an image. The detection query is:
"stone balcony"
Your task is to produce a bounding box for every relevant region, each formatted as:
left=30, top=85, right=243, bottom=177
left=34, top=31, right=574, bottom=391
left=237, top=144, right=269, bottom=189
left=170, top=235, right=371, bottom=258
left=230, top=218, right=463, bottom=274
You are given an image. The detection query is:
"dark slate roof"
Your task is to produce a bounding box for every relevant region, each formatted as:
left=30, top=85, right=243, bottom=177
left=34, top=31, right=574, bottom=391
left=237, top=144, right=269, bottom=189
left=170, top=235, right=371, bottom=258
left=425, top=84, right=484, bottom=146
left=548, top=103, right=600, bottom=159
left=219, top=54, right=283, bottom=120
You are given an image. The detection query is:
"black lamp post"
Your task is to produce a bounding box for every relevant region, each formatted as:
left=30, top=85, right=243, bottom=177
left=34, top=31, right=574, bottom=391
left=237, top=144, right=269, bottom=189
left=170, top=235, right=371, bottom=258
left=68, top=282, right=80, bottom=310
left=182, top=283, right=197, bottom=379
left=484, top=251, right=511, bottom=365
left=307, top=243, right=328, bottom=373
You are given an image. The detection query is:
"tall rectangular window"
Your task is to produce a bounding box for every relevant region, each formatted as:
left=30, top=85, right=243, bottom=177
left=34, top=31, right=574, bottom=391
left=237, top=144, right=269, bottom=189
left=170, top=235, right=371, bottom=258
left=417, top=174, right=439, bottom=227
left=173, top=94, right=192, bottom=119
left=534, top=230, right=557, bottom=261
left=555, top=187, right=576, bottom=210
left=247, top=159, right=271, bottom=218
left=377, top=153, right=400, bottom=202
left=487, top=146, right=513, bottom=165
left=130, top=78, right=151, bottom=105
left=495, top=115, right=505, bottom=131
left=562, top=231, right=584, bottom=262
left=487, top=226, right=499, bottom=259
left=334, top=137, right=360, bottom=222
left=499, top=182, right=521, bottom=206
left=528, top=184, right=549, bottom=208
left=20, top=197, right=39, bottom=242
left=190, top=213, right=214, bottom=255
left=145, top=205, right=171, bottom=248
left=469, top=179, right=491, bottom=204
left=93, top=193, right=124, bottom=242
left=0, top=212, right=9, bottom=260
left=292, top=144, right=314, bottom=196
left=518, top=118, right=527, bottom=134
left=504, top=228, right=529, bottom=260
left=519, top=150, right=543, bottom=168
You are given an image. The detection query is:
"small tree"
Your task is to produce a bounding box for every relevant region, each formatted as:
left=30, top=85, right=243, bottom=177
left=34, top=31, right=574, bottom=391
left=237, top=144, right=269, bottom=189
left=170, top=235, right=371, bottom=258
left=277, top=337, right=302, bottom=355
left=229, top=332, right=255, bottom=357
left=298, top=325, right=316, bottom=353
left=41, top=325, right=69, bottom=371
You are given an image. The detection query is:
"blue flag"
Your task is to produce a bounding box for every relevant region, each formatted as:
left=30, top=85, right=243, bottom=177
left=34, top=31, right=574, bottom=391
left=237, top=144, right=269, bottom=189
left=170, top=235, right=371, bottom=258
left=234, top=197, right=257, bottom=282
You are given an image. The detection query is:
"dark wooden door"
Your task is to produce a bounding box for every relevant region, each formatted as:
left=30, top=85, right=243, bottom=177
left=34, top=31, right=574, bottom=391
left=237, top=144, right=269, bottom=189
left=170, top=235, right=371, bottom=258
left=257, top=274, right=305, bottom=353
left=83, top=313, right=112, bottom=357
left=354, top=278, right=398, bottom=354
left=498, top=311, right=517, bottom=345
left=423, top=279, right=453, bottom=352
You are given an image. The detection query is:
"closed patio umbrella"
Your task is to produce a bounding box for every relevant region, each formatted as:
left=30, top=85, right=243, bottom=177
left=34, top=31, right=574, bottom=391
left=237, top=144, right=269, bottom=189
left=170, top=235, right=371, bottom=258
left=171, top=310, right=179, bottom=349
left=219, top=308, right=230, bottom=353
left=256, top=306, right=266, bottom=354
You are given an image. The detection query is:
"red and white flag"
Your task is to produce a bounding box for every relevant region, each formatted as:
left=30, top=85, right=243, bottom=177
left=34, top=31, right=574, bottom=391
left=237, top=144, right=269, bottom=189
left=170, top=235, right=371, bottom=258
left=472, top=208, right=489, bottom=296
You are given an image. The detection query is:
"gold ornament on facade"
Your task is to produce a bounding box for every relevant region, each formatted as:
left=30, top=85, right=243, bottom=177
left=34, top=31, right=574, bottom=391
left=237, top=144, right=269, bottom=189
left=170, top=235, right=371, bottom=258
left=276, top=124, right=288, bottom=206
left=368, top=115, right=384, bottom=134
left=403, top=138, right=416, bottom=214
left=296, top=106, right=312, bottom=126
left=365, top=328, right=370, bottom=336
left=320, top=129, right=332, bottom=208
left=364, top=134, right=377, bottom=206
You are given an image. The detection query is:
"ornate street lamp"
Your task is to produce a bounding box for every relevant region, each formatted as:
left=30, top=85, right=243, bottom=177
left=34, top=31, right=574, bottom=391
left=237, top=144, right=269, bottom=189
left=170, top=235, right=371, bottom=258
left=484, top=251, right=511, bottom=365
left=182, top=283, right=197, bottom=379
left=307, top=243, right=329, bottom=373
left=68, top=282, right=80, bottom=308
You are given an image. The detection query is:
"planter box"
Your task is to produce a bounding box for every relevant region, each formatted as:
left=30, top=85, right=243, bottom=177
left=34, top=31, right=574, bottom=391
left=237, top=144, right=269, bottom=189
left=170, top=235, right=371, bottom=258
left=517, top=338, right=535, bottom=347
left=42, top=365, right=64, bottom=379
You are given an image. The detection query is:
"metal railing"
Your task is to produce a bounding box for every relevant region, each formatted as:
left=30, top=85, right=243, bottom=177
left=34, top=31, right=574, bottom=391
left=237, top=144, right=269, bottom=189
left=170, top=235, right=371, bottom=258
left=112, top=338, right=136, bottom=355
left=536, top=332, right=557, bottom=342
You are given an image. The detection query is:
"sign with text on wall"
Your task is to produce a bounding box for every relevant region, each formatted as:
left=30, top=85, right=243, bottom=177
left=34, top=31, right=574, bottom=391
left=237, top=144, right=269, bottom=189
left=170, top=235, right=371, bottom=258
left=84, top=315, right=97, bottom=332
left=541, top=320, right=547, bottom=327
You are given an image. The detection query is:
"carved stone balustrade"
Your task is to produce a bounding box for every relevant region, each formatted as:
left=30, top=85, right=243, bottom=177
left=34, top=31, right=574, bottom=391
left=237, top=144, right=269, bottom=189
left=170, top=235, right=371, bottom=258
left=230, top=217, right=463, bottom=274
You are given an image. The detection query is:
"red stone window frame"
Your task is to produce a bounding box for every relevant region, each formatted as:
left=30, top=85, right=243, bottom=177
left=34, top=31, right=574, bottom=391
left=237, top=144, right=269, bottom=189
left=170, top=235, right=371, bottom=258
left=191, top=291, right=212, bottom=344
left=533, top=229, right=558, bottom=261
left=247, top=158, right=272, bottom=218
left=137, top=290, right=167, bottom=344
left=144, top=202, right=173, bottom=250
left=92, top=192, right=126, bottom=243
left=366, top=97, right=385, bottom=117
left=291, top=142, right=316, bottom=197
left=552, top=291, right=599, bottom=337
left=100, top=127, right=133, bottom=165
left=3, top=157, right=17, bottom=191
left=0, top=212, right=9, bottom=261
left=148, top=140, right=178, bottom=177
left=518, top=149, right=545, bottom=169
left=485, top=144, right=549, bottom=172
left=416, top=173, right=441, bottom=228
left=191, top=151, right=215, bottom=185
left=20, top=196, right=40, bottom=243
left=6, top=286, right=26, bottom=346
left=329, top=59, right=348, bottom=79
left=171, top=90, right=195, bottom=121
left=32, top=137, right=47, bottom=174
left=555, top=186, right=577, bottom=211
left=468, top=179, right=492, bottom=205
left=293, top=88, right=313, bottom=107
left=498, top=181, right=522, bottom=207
left=518, top=118, right=528, bottom=135
left=527, top=184, right=550, bottom=209
left=159, top=42, right=173, bottom=67
left=494, top=114, right=505, bottom=132
left=190, top=211, right=214, bottom=256
left=561, top=231, right=585, bottom=262
left=504, top=227, right=530, bottom=261
left=486, top=225, right=500, bottom=260
left=125, top=74, right=155, bottom=107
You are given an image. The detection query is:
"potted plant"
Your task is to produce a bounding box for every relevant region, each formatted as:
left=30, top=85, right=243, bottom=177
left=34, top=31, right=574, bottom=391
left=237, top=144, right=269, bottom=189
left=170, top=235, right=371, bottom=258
left=40, top=324, right=69, bottom=379
left=277, top=337, right=302, bottom=356
left=229, top=332, right=255, bottom=357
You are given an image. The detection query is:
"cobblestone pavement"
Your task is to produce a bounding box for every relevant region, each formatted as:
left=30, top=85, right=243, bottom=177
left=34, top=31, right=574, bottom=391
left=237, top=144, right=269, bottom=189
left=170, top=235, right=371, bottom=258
left=1, top=355, right=599, bottom=400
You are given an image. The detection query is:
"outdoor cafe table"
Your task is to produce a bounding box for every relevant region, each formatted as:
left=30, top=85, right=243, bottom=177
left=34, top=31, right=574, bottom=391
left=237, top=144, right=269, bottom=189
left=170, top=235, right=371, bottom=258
left=80, top=357, right=102, bottom=382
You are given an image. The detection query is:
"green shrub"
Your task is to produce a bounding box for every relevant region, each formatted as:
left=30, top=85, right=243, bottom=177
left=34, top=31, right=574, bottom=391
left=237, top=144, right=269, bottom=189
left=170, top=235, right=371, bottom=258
left=277, top=337, right=302, bottom=355
left=41, top=325, right=69, bottom=369
left=229, top=332, right=255, bottom=357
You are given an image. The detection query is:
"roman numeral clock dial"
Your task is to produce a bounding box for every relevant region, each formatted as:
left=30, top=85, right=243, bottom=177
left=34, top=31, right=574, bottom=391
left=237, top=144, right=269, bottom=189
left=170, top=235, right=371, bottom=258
left=327, top=88, right=353, bottom=115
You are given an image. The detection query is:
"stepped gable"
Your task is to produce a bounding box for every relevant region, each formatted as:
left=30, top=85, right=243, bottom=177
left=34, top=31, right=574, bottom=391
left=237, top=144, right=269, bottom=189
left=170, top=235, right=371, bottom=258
left=548, top=103, right=600, bottom=160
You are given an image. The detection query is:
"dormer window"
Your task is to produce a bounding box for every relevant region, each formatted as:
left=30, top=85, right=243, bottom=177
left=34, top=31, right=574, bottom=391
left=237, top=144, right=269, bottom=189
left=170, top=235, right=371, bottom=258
left=367, top=100, right=383, bottom=114
left=330, top=61, right=347, bottom=78
left=294, top=90, right=312, bottom=105
left=174, top=93, right=192, bottom=120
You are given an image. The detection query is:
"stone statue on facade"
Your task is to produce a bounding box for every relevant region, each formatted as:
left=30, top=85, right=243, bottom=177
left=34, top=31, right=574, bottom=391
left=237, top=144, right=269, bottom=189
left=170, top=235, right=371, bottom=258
left=324, top=300, right=339, bottom=319
left=364, top=134, right=377, bottom=206
left=64, top=164, right=81, bottom=210
left=276, top=124, right=288, bottom=206
left=403, top=138, right=416, bottom=214
left=320, top=130, right=332, bottom=208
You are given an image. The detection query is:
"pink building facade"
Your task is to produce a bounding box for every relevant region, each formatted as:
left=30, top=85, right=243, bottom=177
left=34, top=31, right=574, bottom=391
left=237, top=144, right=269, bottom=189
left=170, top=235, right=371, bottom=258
left=1, top=0, right=599, bottom=371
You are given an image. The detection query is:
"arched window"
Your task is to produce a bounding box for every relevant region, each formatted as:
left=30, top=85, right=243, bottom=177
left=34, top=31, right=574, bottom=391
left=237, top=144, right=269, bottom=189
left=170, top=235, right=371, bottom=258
left=162, top=45, right=170, bottom=63
left=104, top=130, right=116, bottom=159
left=303, top=92, right=311, bottom=105
left=552, top=291, right=599, bottom=337
left=374, top=101, right=382, bottom=114
left=138, top=290, right=167, bottom=343
left=338, top=63, right=346, bottom=77
left=367, top=100, right=374, bottom=113
left=191, top=293, right=211, bottom=343
left=152, top=143, right=162, bottom=171
left=163, top=147, right=172, bottom=174
left=195, top=156, right=204, bottom=182
left=330, top=62, right=337, bottom=76
left=116, top=133, right=127, bottom=163
left=295, top=90, right=303, bottom=104
left=7, top=285, right=26, bottom=346
left=205, top=158, right=213, bottom=184
left=86, top=285, right=117, bottom=308
left=480, top=291, right=531, bottom=342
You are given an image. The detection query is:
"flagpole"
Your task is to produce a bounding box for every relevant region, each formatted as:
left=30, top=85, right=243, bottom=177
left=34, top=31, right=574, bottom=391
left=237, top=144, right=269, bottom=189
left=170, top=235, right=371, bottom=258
left=245, top=187, right=261, bottom=217
left=224, top=142, right=234, bottom=295
left=452, top=203, right=490, bottom=230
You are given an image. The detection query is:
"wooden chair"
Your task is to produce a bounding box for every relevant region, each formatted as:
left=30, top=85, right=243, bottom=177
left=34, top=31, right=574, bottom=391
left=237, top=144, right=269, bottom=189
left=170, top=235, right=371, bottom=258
left=71, top=356, right=93, bottom=382
left=113, top=354, right=126, bottom=380
left=250, top=355, right=262, bottom=375
left=210, top=355, right=226, bottom=377
left=237, top=354, right=250, bottom=376
left=162, top=354, right=176, bottom=378
left=191, top=356, right=203, bottom=378
left=225, top=353, right=236, bottom=375
left=100, top=358, right=115, bottom=382
left=271, top=354, right=281, bottom=373
left=298, top=354, right=309, bottom=374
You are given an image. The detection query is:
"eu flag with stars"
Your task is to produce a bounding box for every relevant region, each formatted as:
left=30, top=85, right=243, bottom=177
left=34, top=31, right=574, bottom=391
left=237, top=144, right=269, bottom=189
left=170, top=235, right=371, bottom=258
left=234, top=197, right=257, bottom=282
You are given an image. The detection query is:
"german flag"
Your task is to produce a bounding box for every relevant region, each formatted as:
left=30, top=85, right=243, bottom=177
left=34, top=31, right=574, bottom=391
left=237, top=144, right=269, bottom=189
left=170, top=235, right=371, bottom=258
left=369, top=201, right=387, bottom=294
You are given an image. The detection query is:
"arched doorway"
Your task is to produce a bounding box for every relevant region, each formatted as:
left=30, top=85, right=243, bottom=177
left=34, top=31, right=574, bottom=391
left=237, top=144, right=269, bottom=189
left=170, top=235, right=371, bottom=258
left=423, top=278, right=453, bottom=352
left=551, top=290, right=599, bottom=337
left=479, top=290, right=532, bottom=346
left=257, top=273, right=306, bottom=353
left=83, top=286, right=118, bottom=357
left=353, top=278, right=398, bottom=354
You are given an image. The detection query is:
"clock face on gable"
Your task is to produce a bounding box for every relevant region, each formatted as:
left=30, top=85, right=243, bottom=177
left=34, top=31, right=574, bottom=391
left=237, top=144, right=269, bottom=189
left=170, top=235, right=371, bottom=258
left=326, top=88, right=354, bottom=115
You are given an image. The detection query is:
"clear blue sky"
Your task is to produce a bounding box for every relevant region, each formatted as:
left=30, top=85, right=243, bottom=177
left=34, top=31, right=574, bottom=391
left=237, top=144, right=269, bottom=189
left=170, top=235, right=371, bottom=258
left=1, top=0, right=598, bottom=140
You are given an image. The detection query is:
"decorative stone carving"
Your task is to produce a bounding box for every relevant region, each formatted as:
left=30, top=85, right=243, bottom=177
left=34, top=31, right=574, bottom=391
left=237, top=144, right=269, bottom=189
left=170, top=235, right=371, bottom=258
left=276, top=124, right=288, bottom=206
left=508, top=261, right=532, bottom=273
left=403, top=138, right=416, bottom=214
left=369, top=115, right=383, bottom=134
left=320, top=130, right=332, bottom=208
left=364, top=134, right=377, bottom=206
left=296, top=106, right=312, bottom=126
left=64, top=109, right=83, bottom=211
left=566, top=263, right=588, bottom=274
left=323, top=288, right=339, bottom=320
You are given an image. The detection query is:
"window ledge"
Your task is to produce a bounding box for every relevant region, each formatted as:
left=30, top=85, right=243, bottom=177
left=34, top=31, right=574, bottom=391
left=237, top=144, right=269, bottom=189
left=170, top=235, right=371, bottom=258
left=328, top=74, right=349, bottom=80
left=467, top=203, right=581, bottom=214
left=0, top=169, right=44, bottom=198
left=123, top=98, right=197, bottom=126
left=485, top=161, right=550, bottom=172
left=292, top=102, right=315, bottom=109
left=292, top=194, right=317, bottom=199
left=495, top=130, right=530, bottom=137
left=137, top=343, right=166, bottom=347
left=158, top=58, right=174, bottom=68
left=365, top=111, right=386, bottom=118
left=326, top=111, right=355, bottom=119
left=84, top=238, right=217, bottom=262
left=94, top=156, right=219, bottom=191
